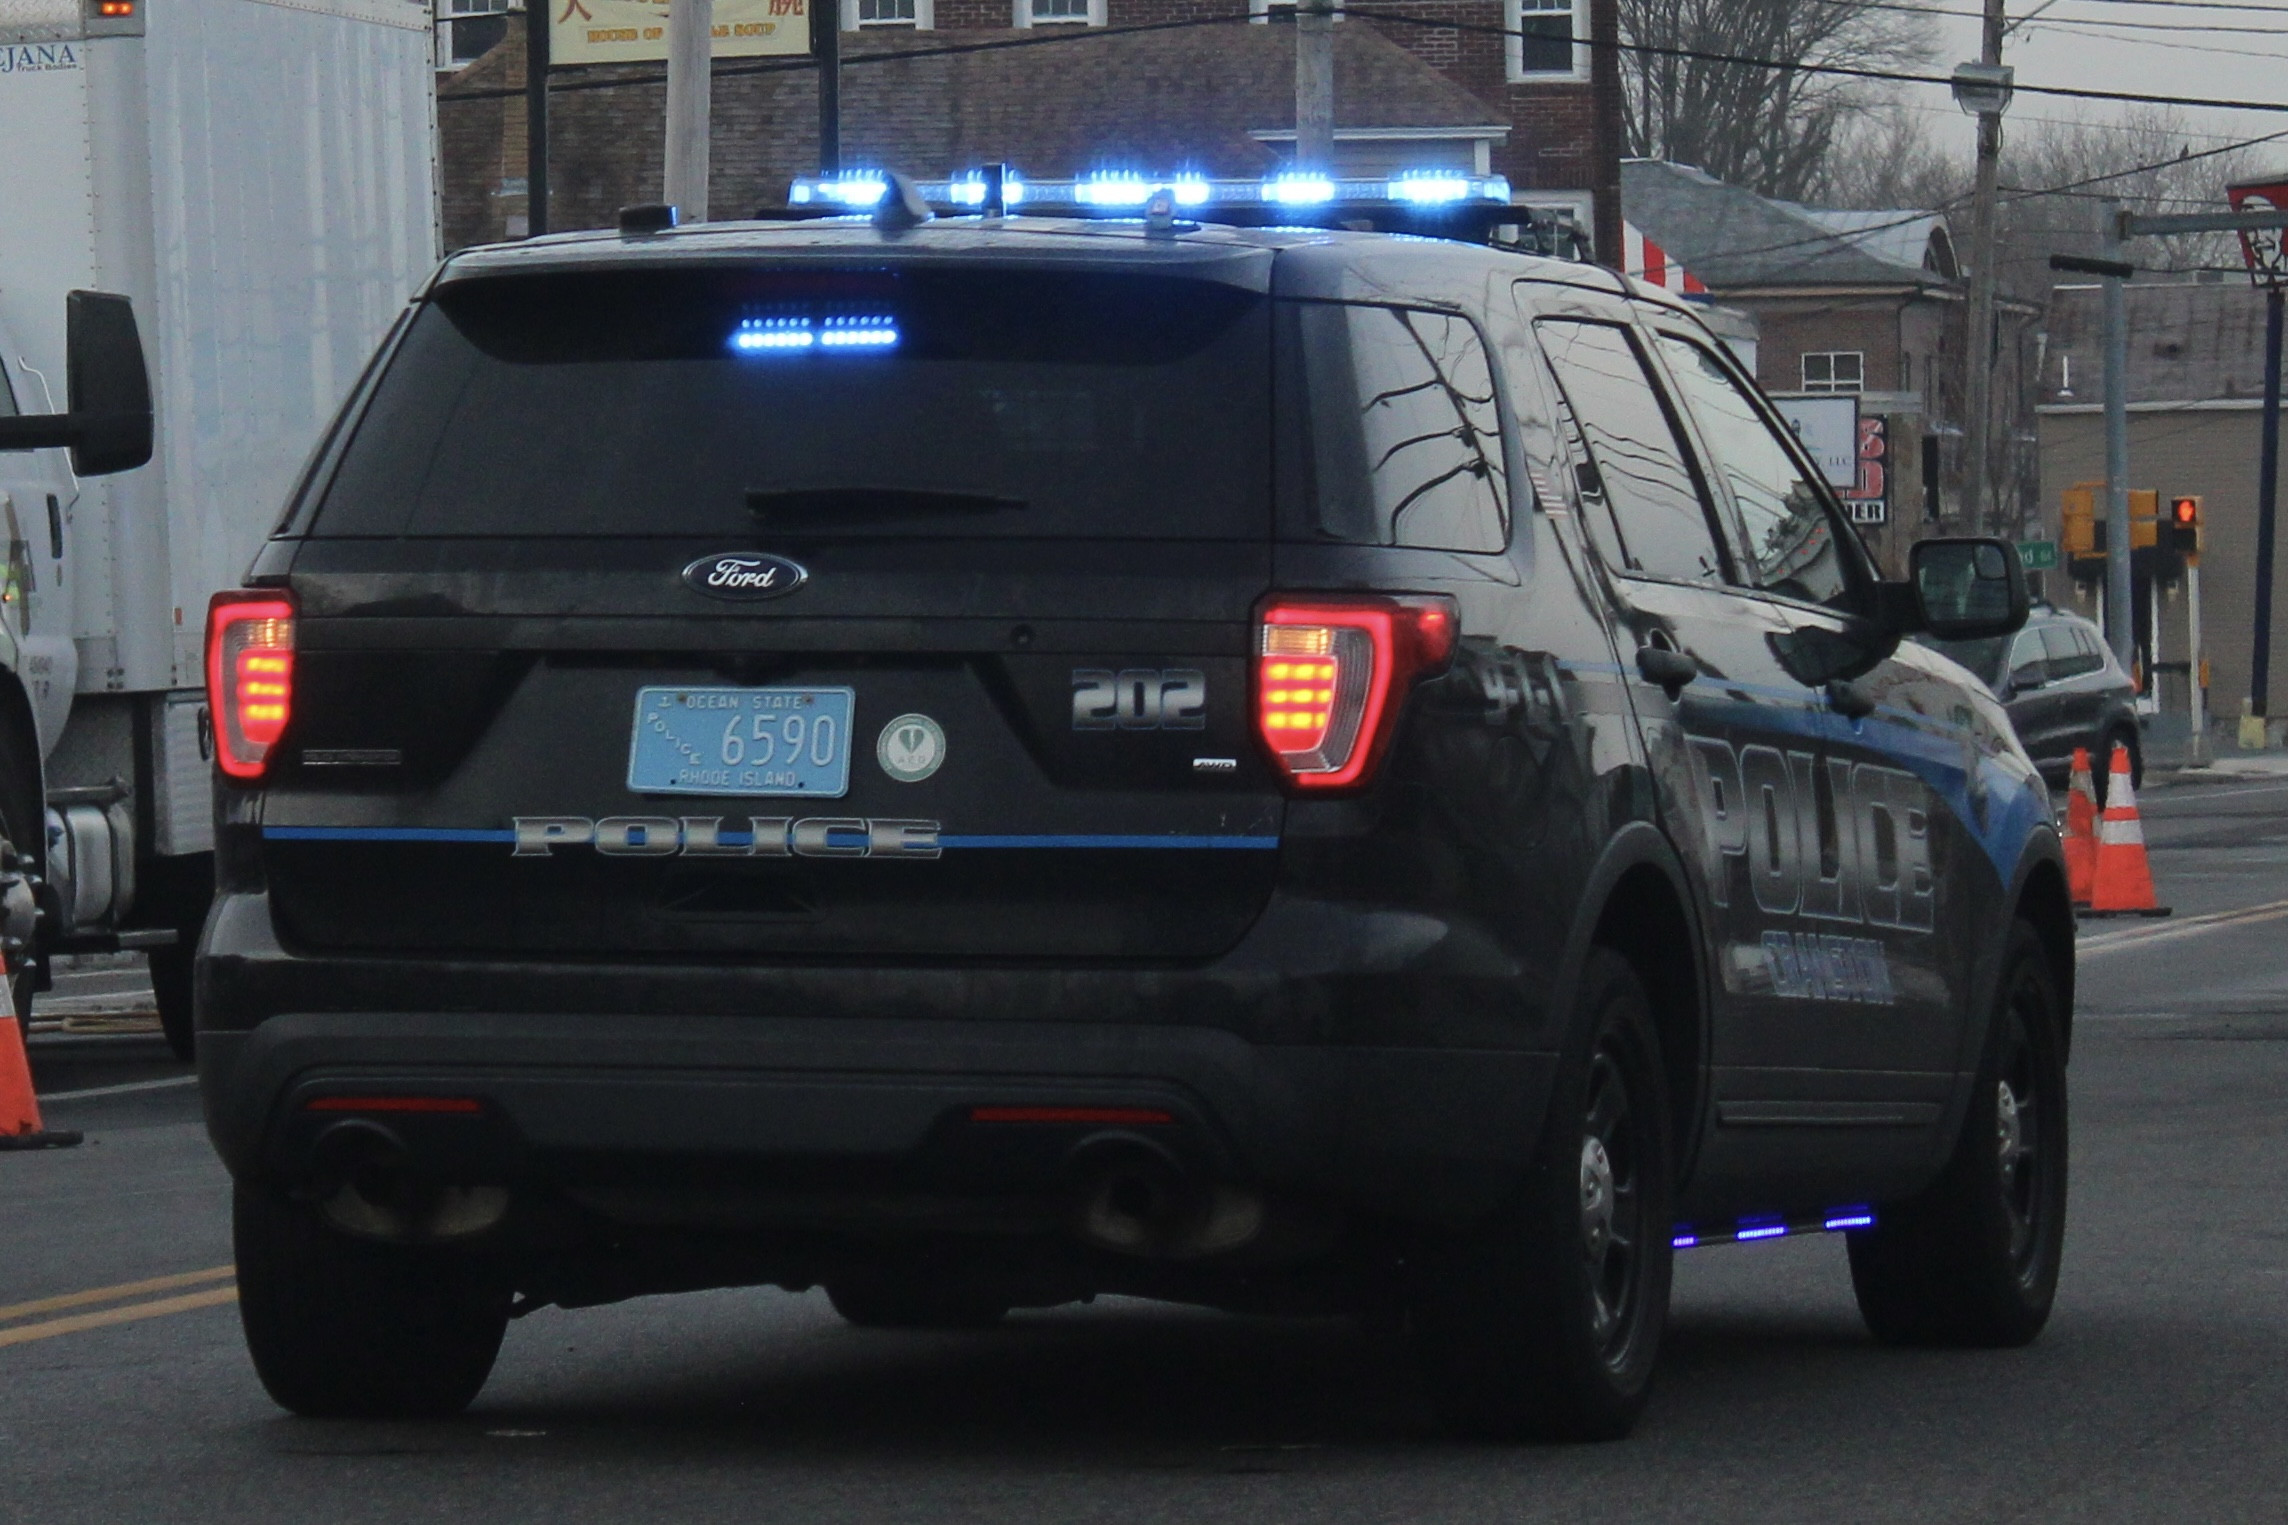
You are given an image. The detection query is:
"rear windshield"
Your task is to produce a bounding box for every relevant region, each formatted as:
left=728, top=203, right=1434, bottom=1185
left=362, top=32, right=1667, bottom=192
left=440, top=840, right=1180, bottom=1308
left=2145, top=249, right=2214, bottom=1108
left=308, top=267, right=1271, bottom=540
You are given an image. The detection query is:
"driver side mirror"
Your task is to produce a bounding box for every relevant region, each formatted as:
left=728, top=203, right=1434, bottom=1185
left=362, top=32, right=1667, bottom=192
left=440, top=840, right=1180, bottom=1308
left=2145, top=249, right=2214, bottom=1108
left=0, top=290, right=153, bottom=477
left=1887, top=537, right=2029, bottom=641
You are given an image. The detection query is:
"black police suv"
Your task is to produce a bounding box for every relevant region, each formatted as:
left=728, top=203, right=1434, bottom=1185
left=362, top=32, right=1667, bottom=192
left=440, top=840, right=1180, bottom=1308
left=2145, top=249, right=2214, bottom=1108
left=198, top=212, right=2072, bottom=1440
left=1921, top=603, right=2144, bottom=796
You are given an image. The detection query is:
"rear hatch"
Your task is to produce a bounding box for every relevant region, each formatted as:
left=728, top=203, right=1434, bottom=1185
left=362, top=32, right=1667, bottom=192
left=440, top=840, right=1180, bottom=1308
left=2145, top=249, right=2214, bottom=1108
left=257, top=255, right=1285, bottom=962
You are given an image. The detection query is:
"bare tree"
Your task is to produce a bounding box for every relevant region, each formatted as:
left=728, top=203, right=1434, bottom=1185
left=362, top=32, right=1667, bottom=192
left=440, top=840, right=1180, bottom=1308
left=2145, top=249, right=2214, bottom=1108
left=1619, top=0, right=1935, bottom=202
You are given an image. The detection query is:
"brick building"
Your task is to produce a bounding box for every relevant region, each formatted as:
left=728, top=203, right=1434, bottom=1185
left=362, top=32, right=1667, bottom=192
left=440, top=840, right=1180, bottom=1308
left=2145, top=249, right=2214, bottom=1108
left=437, top=0, right=1622, bottom=256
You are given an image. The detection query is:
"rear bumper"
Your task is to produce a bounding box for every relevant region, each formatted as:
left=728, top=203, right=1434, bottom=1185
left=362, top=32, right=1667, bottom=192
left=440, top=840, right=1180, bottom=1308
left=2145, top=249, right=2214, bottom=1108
left=197, top=891, right=1560, bottom=1229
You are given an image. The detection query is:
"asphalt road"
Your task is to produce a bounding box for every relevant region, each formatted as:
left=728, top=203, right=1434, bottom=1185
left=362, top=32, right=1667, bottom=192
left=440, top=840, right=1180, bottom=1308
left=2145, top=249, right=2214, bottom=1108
left=7, top=774, right=2288, bottom=1523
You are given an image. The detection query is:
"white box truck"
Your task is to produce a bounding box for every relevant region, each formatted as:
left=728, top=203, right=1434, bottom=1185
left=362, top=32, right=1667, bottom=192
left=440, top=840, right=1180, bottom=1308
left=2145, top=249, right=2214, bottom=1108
left=0, top=0, right=438, bottom=1054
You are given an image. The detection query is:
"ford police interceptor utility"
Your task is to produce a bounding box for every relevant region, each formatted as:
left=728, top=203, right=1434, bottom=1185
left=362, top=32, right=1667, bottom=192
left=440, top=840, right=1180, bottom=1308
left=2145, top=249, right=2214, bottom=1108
left=197, top=184, right=2070, bottom=1441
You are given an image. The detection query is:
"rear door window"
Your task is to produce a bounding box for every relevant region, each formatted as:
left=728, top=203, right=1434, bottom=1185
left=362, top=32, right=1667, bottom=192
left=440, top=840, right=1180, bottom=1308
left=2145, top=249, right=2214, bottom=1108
left=1291, top=302, right=1508, bottom=553
left=311, top=267, right=1271, bottom=540
left=1650, top=332, right=1855, bottom=609
left=2044, top=624, right=2103, bottom=678
left=1533, top=318, right=1725, bottom=585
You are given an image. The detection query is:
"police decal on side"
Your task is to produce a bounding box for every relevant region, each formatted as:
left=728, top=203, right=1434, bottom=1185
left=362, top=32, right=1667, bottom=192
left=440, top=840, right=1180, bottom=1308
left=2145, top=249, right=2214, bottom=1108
left=1690, top=738, right=1933, bottom=1005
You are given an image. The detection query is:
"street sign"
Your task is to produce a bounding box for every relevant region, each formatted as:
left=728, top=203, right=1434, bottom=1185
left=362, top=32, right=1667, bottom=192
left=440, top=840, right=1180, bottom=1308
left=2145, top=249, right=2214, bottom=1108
left=1770, top=395, right=1860, bottom=490
left=2017, top=539, right=2058, bottom=570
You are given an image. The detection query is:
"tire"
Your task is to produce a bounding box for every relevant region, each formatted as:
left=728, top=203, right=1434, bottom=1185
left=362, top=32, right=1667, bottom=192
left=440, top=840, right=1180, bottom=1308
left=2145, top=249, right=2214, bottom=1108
left=0, top=712, right=40, bottom=1030
left=150, top=944, right=195, bottom=1062
left=826, top=1271, right=1007, bottom=1330
left=1847, top=922, right=2067, bottom=1347
left=1409, top=947, right=1675, bottom=1442
left=234, top=1183, right=511, bottom=1418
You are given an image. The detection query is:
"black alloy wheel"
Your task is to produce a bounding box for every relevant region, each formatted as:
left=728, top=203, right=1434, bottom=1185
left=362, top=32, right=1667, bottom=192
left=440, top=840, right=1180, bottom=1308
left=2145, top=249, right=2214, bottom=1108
left=1411, top=947, right=1675, bottom=1442
left=1848, top=921, right=2068, bottom=1347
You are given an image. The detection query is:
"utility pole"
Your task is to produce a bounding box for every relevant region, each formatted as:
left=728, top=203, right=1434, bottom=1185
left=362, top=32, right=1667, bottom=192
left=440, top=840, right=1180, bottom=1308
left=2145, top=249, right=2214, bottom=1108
left=2100, top=201, right=2133, bottom=671
left=811, top=0, right=840, bottom=176
left=523, top=0, right=548, bottom=236
left=1294, top=0, right=1334, bottom=176
left=1954, top=41, right=2012, bottom=532
left=663, top=0, right=713, bottom=221
left=2251, top=286, right=2283, bottom=747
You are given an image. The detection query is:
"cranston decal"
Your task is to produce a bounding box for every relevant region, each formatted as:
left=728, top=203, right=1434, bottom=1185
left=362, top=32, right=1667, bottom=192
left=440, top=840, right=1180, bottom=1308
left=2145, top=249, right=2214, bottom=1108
left=681, top=552, right=808, bottom=601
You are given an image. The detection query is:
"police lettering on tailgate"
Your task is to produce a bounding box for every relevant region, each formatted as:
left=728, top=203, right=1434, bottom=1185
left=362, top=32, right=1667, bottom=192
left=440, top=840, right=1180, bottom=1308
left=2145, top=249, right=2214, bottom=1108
left=511, top=816, right=942, bottom=859
left=1071, top=669, right=1208, bottom=731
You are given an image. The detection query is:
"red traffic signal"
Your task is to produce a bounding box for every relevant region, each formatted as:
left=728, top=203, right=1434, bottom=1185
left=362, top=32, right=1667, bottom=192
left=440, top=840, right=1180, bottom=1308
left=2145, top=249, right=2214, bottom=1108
left=2165, top=495, right=2202, bottom=555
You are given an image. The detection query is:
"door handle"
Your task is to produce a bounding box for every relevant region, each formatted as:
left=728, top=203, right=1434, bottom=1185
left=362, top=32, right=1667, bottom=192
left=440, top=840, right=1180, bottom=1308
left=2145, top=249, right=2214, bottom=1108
left=1826, top=678, right=1876, bottom=720
left=1635, top=645, right=1699, bottom=699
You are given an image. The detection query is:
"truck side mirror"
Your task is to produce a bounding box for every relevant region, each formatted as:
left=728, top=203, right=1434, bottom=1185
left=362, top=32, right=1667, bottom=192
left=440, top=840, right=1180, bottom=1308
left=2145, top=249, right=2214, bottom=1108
left=63, top=291, right=153, bottom=477
left=1892, top=537, right=2029, bottom=641
left=0, top=290, right=153, bottom=477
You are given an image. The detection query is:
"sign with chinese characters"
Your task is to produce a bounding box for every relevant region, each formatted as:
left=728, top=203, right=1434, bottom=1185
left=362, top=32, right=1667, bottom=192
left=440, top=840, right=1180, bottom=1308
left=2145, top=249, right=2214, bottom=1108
left=1771, top=394, right=1859, bottom=490
left=550, top=0, right=807, bottom=66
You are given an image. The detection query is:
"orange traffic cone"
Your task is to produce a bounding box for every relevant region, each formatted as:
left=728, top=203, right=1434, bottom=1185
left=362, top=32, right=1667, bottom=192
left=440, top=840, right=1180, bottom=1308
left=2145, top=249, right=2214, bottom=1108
left=2063, top=747, right=2098, bottom=906
left=0, top=952, right=82, bottom=1151
left=2085, top=744, right=2171, bottom=920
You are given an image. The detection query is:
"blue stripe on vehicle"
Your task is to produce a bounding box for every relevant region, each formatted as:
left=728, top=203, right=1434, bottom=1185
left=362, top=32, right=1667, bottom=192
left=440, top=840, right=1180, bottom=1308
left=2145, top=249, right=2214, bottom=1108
left=262, top=826, right=1278, bottom=851
left=936, top=834, right=1280, bottom=850
left=263, top=826, right=517, bottom=844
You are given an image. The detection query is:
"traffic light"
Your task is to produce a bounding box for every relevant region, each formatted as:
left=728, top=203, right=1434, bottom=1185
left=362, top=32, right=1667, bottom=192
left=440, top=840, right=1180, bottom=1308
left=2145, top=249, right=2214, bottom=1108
left=2166, top=495, right=2203, bottom=557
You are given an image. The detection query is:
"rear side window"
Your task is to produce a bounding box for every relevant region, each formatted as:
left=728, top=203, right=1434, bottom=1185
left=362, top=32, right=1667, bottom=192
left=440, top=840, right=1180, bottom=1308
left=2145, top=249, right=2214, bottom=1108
left=1534, top=318, right=1723, bottom=585
left=2044, top=624, right=2104, bottom=678
left=1651, top=332, right=1853, bottom=609
left=311, top=268, right=1270, bottom=540
left=1291, top=302, right=1509, bottom=553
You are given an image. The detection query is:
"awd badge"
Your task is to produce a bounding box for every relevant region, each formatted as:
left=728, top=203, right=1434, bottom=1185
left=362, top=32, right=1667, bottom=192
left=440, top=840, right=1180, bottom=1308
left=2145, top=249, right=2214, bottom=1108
left=877, top=713, right=946, bottom=783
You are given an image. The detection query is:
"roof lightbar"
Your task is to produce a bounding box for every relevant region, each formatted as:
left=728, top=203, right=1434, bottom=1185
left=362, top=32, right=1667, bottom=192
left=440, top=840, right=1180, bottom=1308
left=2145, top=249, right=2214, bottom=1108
left=786, top=170, right=1513, bottom=214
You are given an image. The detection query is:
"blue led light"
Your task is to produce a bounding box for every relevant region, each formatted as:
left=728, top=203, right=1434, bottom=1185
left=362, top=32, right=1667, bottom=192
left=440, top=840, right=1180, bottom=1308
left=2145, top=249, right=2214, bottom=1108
left=731, top=313, right=899, bottom=355
left=1388, top=174, right=1474, bottom=205
left=1823, top=1213, right=1876, bottom=1231
left=1171, top=176, right=1211, bottom=207
left=1075, top=174, right=1153, bottom=207
left=1262, top=174, right=1337, bottom=206
left=1736, top=1224, right=1788, bottom=1242
left=1671, top=1233, right=1698, bottom=1249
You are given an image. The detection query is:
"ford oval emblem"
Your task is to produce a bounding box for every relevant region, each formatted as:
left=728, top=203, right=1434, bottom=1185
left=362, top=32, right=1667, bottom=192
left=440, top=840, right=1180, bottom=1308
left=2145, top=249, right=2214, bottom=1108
left=682, top=551, right=808, bottom=601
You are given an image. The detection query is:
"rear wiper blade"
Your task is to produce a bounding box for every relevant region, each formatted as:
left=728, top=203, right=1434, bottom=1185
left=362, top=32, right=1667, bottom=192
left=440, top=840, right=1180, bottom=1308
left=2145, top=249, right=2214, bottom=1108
left=744, top=487, right=1026, bottom=524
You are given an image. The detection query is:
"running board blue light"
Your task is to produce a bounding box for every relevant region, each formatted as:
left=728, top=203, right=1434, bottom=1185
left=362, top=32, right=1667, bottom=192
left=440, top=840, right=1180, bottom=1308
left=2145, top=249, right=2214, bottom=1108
left=1671, top=1207, right=1876, bottom=1250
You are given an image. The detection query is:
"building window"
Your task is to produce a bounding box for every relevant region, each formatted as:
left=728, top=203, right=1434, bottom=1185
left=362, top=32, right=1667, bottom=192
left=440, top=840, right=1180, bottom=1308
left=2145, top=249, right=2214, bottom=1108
left=435, top=0, right=507, bottom=70
left=1021, top=0, right=1098, bottom=21
left=1801, top=351, right=1865, bottom=394
left=1505, top=0, right=1585, bottom=79
left=848, top=0, right=931, bottom=27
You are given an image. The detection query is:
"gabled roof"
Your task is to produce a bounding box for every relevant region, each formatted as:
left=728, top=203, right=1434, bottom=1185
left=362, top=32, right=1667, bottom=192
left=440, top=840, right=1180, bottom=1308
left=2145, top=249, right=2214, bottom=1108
left=2042, top=278, right=2275, bottom=407
left=1619, top=159, right=1957, bottom=291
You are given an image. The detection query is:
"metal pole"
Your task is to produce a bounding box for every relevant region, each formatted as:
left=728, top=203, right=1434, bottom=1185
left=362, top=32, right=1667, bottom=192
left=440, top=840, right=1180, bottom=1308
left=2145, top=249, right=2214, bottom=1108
left=2189, top=559, right=2207, bottom=763
left=664, top=0, right=712, bottom=220
left=524, top=0, right=549, bottom=237
left=2249, top=286, right=2284, bottom=746
left=1961, top=0, right=2006, bottom=530
left=2102, top=199, right=2134, bottom=670
left=1295, top=0, right=1334, bottom=176
left=811, top=0, right=839, bottom=176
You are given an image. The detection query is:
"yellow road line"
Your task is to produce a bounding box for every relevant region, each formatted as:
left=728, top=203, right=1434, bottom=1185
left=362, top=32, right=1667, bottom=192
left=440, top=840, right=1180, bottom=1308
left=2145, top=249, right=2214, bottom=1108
left=2079, top=898, right=2288, bottom=957
left=0, top=1286, right=238, bottom=1348
left=0, top=1265, right=235, bottom=1326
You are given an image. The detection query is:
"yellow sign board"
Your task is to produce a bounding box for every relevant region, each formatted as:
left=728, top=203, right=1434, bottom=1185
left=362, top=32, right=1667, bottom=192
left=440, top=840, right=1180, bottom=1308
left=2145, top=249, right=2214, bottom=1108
left=550, top=0, right=810, bottom=66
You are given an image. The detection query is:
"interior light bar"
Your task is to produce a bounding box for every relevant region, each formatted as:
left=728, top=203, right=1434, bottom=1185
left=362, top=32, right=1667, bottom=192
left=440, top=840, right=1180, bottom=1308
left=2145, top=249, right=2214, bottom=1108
left=1671, top=1207, right=1877, bottom=1250
left=730, top=312, right=900, bottom=355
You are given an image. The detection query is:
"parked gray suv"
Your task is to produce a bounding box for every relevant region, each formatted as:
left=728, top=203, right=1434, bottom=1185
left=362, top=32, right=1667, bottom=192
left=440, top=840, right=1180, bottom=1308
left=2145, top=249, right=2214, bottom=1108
left=1924, top=604, right=2142, bottom=793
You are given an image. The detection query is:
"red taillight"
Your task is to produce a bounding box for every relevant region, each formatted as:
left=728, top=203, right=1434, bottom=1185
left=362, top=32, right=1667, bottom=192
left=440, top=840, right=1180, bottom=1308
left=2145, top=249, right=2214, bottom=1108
left=969, top=1106, right=1175, bottom=1126
left=303, top=1095, right=484, bottom=1115
left=206, top=592, right=296, bottom=781
left=1255, top=595, right=1457, bottom=791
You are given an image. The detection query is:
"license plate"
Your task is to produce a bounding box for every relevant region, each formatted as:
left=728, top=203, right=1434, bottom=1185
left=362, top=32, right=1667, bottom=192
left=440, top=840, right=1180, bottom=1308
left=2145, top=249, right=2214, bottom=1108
left=627, top=686, right=856, bottom=797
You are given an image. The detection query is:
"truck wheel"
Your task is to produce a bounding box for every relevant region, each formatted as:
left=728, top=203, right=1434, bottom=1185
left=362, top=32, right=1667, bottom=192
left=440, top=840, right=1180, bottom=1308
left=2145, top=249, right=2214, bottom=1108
left=1847, top=922, right=2067, bottom=1347
left=826, top=1271, right=1007, bottom=1329
left=234, top=1183, right=511, bottom=1418
left=150, top=945, right=195, bottom=1061
left=1409, top=947, right=1675, bottom=1442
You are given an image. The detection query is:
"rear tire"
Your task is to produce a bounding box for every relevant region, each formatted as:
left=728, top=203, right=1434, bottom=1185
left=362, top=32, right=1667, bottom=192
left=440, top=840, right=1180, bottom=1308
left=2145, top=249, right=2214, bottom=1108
left=151, top=945, right=195, bottom=1062
left=1847, top=922, right=2067, bottom=1347
left=826, top=1271, right=1008, bottom=1330
left=1409, top=948, right=1675, bottom=1442
left=234, top=1184, right=510, bottom=1418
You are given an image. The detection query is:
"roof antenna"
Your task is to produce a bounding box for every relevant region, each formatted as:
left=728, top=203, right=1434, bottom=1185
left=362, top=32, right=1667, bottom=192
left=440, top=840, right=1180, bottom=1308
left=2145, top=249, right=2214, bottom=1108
left=981, top=162, right=1008, bottom=220
left=874, top=171, right=933, bottom=233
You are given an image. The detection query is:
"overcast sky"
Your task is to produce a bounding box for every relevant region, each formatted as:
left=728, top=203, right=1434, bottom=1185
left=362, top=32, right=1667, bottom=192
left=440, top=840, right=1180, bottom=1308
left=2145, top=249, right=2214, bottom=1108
left=1914, top=1, right=2288, bottom=190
